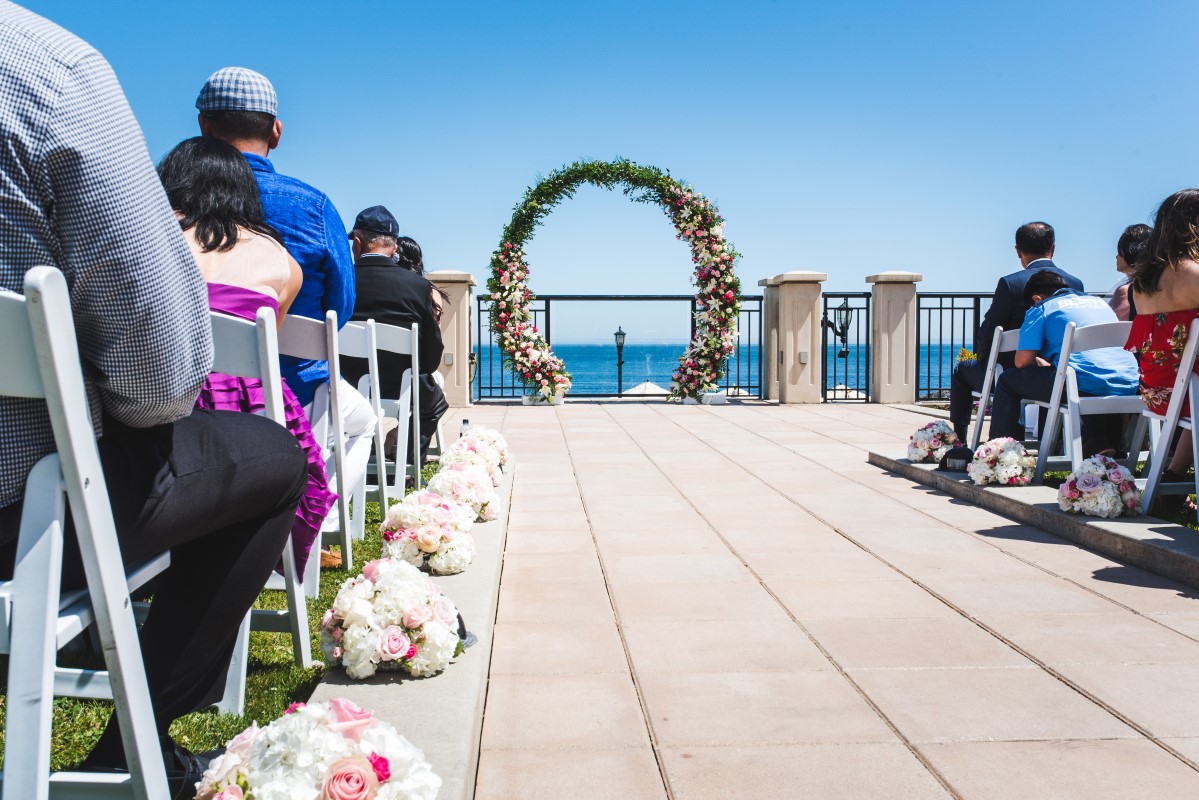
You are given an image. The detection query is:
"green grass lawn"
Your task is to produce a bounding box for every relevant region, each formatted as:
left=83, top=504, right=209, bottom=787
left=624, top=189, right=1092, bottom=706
left=0, top=461, right=439, bottom=769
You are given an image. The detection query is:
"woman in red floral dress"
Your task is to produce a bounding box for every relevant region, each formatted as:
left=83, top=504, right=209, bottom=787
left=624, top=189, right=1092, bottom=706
left=1125, top=190, right=1199, bottom=479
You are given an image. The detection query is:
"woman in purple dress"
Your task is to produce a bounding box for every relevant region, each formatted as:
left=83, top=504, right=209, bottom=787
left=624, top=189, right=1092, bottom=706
left=157, top=136, right=336, bottom=578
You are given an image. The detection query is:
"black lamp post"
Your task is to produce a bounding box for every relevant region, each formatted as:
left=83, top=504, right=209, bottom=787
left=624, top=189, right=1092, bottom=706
left=614, top=326, right=626, bottom=397
left=824, top=299, right=852, bottom=358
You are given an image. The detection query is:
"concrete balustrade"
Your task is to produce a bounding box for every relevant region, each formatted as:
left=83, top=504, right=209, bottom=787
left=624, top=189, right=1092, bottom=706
left=427, top=270, right=476, bottom=407
left=867, top=271, right=923, bottom=404
left=759, top=271, right=827, bottom=404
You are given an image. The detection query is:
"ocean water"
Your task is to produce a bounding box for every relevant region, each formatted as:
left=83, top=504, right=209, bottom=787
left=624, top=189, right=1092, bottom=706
left=473, top=342, right=964, bottom=398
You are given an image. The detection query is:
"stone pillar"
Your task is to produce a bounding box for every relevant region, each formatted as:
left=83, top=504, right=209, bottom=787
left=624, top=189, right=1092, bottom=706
left=758, top=278, right=779, bottom=400
left=764, top=271, right=827, bottom=404
left=867, top=271, right=923, bottom=404
left=426, top=270, right=476, bottom=407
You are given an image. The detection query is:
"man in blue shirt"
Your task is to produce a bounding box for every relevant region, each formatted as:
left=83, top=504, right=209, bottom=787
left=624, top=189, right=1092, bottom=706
left=195, top=68, right=375, bottom=566
left=988, top=270, right=1139, bottom=455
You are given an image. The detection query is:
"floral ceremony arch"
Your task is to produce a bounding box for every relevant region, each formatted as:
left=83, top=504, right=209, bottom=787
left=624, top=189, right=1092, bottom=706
left=487, top=159, right=742, bottom=402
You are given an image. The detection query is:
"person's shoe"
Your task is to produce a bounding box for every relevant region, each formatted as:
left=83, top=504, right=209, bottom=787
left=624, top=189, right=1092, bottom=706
left=320, top=548, right=342, bottom=569
left=166, top=743, right=223, bottom=800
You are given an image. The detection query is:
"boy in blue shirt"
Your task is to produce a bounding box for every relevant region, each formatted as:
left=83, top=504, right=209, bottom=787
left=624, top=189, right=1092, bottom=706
left=988, top=270, right=1139, bottom=455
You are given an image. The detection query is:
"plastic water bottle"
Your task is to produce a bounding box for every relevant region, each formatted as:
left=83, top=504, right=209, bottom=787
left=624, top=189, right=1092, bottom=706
left=460, top=418, right=470, bottom=438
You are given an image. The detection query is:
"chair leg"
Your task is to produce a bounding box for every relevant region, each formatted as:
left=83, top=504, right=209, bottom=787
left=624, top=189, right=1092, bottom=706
left=302, top=538, right=321, bottom=599
left=280, top=535, right=312, bottom=668
left=214, top=612, right=250, bottom=716
left=1068, top=405, right=1084, bottom=473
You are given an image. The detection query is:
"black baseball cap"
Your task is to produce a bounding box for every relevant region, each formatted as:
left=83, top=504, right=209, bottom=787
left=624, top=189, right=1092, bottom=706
left=350, top=205, right=399, bottom=238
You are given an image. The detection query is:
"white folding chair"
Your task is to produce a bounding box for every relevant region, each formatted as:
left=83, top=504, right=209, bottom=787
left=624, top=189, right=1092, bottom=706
left=352, top=320, right=421, bottom=508
left=278, top=311, right=369, bottom=595
left=207, top=308, right=312, bottom=715
left=0, top=267, right=169, bottom=799
left=1033, top=321, right=1148, bottom=481
left=1139, top=317, right=1199, bottom=514
left=425, top=371, right=449, bottom=462
left=969, top=327, right=1021, bottom=449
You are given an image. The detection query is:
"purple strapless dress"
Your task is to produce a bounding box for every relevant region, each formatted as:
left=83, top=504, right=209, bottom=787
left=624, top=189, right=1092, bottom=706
left=196, top=283, right=336, bottom=580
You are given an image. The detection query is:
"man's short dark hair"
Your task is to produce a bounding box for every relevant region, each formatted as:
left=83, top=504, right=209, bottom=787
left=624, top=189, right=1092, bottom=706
left=353, top=229, right=396, bottom=250
left=199, top=110, right=276, bottom=142
left=1015, top=222, right=1055, bottom=257
left=1023, top=269, right=1068, bottom=308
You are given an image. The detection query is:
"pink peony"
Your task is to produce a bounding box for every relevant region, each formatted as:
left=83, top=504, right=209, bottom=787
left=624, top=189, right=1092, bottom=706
left=404, top=604, right=434, bottom=629
left=326, top=698, right=374, bottom=743
left=378, top=626, right=413, bottom=662
left=320, top=756, right=379, bottom=800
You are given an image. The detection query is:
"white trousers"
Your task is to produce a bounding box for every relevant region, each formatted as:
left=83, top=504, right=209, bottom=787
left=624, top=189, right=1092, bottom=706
left=320, top=379, right=377, bottom=531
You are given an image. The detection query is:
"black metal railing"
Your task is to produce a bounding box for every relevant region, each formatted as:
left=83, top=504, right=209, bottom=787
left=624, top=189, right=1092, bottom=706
left=821, top=292, right=871, bottom=402
left=915, top=292, right=993, bottom=401
left=474, top=294, right=763, bottom=400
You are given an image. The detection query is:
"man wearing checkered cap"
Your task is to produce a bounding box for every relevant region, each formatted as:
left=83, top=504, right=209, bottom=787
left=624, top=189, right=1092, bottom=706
left=197, top=67, right=376, bottom=564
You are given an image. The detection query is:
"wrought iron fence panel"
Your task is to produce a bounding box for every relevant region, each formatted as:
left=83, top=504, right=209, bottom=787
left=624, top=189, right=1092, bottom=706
left=821, top=292, right=871, bottom=402
left=474, top=294, right=763, bottom=400
left=915, top=292, right=993, bottom=402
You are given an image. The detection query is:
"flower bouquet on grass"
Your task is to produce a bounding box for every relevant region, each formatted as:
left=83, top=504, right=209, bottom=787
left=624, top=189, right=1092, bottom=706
left=967, top=437, right=1035, bottom=486
left=381, top=490, right=476, bottom=575
left=1057, top=455, right=1140, bottom=518
left=908, top=420, right=959, bottom=463
left=193, top=697, right=440, bottom=800
left=425, top=461, right=498, bottom=521
left=320, top=559, right=464, bottom=679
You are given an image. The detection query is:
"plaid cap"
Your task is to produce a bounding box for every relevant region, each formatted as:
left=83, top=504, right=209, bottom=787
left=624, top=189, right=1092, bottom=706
left=195, top=67, right=278, bottom=115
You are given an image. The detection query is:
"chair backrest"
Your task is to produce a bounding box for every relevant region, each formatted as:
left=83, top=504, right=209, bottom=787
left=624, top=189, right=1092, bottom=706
left=1068, top=320, right=1133, bottom=353
left=0, top=267, right=168, bottom=797
left=995, top=329, right=1021, bottom=353
left=210, top=307, right=285, bottom=425
left=278, top=311, right=344, bottom=448
left=1154, top=317, right=1199, bottom=424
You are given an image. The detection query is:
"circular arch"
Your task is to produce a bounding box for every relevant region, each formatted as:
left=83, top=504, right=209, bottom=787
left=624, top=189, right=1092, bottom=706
left=488, top=159, right=741, bottom=401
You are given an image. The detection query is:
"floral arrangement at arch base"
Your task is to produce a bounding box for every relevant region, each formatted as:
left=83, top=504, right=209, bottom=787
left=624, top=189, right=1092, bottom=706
left=967, top=438, right=1035, bottom=486
left=907, top=420, right=959, bottom=463
left=1058, top=455, right=1140, bottom=518
left=488, top=159, right=741, bottom=402
left=193, top=697, right=441, bottom=800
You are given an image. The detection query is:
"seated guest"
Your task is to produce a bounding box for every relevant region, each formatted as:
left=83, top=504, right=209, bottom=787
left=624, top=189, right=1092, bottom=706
left=950, top=222, right=1084, bottom=441
left=988, top=270, right=1139, bottom=455
left=394, top=235, right=425, bottom=273
left=1126, top=189, right=1199, bottom=479
left=341, top=208, right=447, bottom=464
left=1108, top=223, right=1152, bottom=321
left=0, top=7, right=307, bottom=794
left=157, top=136, right=337, bottom=580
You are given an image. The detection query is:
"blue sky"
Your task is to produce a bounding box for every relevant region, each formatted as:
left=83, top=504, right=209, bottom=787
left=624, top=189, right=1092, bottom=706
left=22, top=0, right=1199, bottom=342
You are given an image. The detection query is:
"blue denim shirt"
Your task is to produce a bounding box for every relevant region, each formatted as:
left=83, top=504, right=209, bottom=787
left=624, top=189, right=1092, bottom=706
left=243, top=152, right=355, bottom=406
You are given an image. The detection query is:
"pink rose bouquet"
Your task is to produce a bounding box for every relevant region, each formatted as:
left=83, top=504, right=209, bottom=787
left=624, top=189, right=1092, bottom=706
left=425, top=461, right=498, bottom=521
left=320, top=559, right=464, bottom=679
left=193, top=698, right=440, bottom=800
left=907, top=420, right=959, bottom=463
left=967, top=437, right=1035, bottom=486
left=381, top=490, right=476, bottom=575
left=1057, top=454, right=1140, bottom=518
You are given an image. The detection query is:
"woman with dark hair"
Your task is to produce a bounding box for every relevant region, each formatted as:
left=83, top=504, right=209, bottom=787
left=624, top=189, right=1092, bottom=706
left=1108, top=223, right=1151, bottom=320
left=1124, top=190, right=1199, bottom=480
left=394, top=235, right=424, bottom=274
left=158, top=136, right=336, bottom=576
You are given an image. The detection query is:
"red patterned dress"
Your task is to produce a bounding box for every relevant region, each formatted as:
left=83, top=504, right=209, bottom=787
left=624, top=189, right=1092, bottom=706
left=1125, top=310, right=1199, bottom=416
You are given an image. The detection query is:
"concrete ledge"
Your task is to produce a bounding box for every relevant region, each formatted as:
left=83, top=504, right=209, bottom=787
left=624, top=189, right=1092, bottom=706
left=868, top=451, right=1199, bottom=590
left=310, top=464, right=514, bottom=800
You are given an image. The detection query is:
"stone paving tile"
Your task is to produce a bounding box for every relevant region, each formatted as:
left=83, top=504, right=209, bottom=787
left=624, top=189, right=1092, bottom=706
left=660, top=743, right=952, bottom=799
left=610, top=580, right=793, bottom=624
left=746, top=548, right=903, bottom=581
left=803, top=617, right=1031, bottom=669
left=622, top=619, right=830, bottom=674
left=496, top=580, right=615, bottom=624
left=1146, top=612, right=1199, bottom=639
left=771, top=578, right=958, bottom=620
left=638, top=671, right=897, bottom=746
left=924, top=576, right=1119, bottom=617
left=602, top=552, right=754, bottom=585
left=849, top=666, right=1138, bottom=743
left=1161, top=737, right=1199, bottom=764
left=981, top=612, right=1199, bottom=665
left=1053, top=663, right=1199, bottom=737
left=1076, top=567, right=1199, bottom=613
left=502, top=528, right=596, bottom=554
left=489, top=622, right=628, bottom=676
left=499, top=551, right=605, bottom=584
left=475, top=748, right=666, bottom=800
left=920, top=739, right=1199, bottom=799
left=481, top=674, right=650, bottom=750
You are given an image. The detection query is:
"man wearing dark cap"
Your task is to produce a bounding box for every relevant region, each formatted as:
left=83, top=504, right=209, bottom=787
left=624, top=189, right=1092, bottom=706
left=196, top=67, right=376, bottom=566
left=341, top=206, right=447, bottom=465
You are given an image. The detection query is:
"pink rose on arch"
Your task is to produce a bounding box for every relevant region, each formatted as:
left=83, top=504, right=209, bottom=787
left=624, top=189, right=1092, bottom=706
left=326, top=698, right=374, bottom=743
left=1076, top=473, right=1103, bottom=494
left=404, top=604, right=434, bottom=629
left=320, top=755, right=379, bottom=800
left=378, top=626, right=412, bottom=662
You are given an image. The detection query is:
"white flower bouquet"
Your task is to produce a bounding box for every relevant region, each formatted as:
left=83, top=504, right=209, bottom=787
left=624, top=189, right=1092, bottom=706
left=320, top=559, right=464, bottom=680
left=907, top=420, right=959, bottom=463
left=425, top=461, right=498, bottom=521
left=439, top=446, right=501, bottom=487
left=464, top=426, right=510, bottom=468
left=967, top=437, right=1035, bottom=486
left=193, top=697, right=440, bottom=800
left=1057, top=455, right=1140, bottom=518
left=381, top=490, right=476, bottom=575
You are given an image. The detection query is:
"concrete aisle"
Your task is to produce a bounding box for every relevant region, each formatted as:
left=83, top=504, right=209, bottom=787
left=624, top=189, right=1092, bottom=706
left=470, top=402, right=1199, bottom=800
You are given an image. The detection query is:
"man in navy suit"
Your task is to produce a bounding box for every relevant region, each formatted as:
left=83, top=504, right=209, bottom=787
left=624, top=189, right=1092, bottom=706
left=949, top=222, right=1084, bottom=441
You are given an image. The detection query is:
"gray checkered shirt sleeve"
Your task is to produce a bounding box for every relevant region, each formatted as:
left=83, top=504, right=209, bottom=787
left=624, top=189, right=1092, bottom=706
left=0, top=5, right=212, bottom=507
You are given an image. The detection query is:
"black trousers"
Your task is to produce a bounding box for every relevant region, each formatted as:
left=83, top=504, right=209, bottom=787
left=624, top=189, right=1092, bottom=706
left=0, top=409, right=307, bottom=766
left=384, top=376, right=450, bottom=465
left=989, top=365, right=1125, bottom=456
left=949, top=359, right=987, bottom=440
